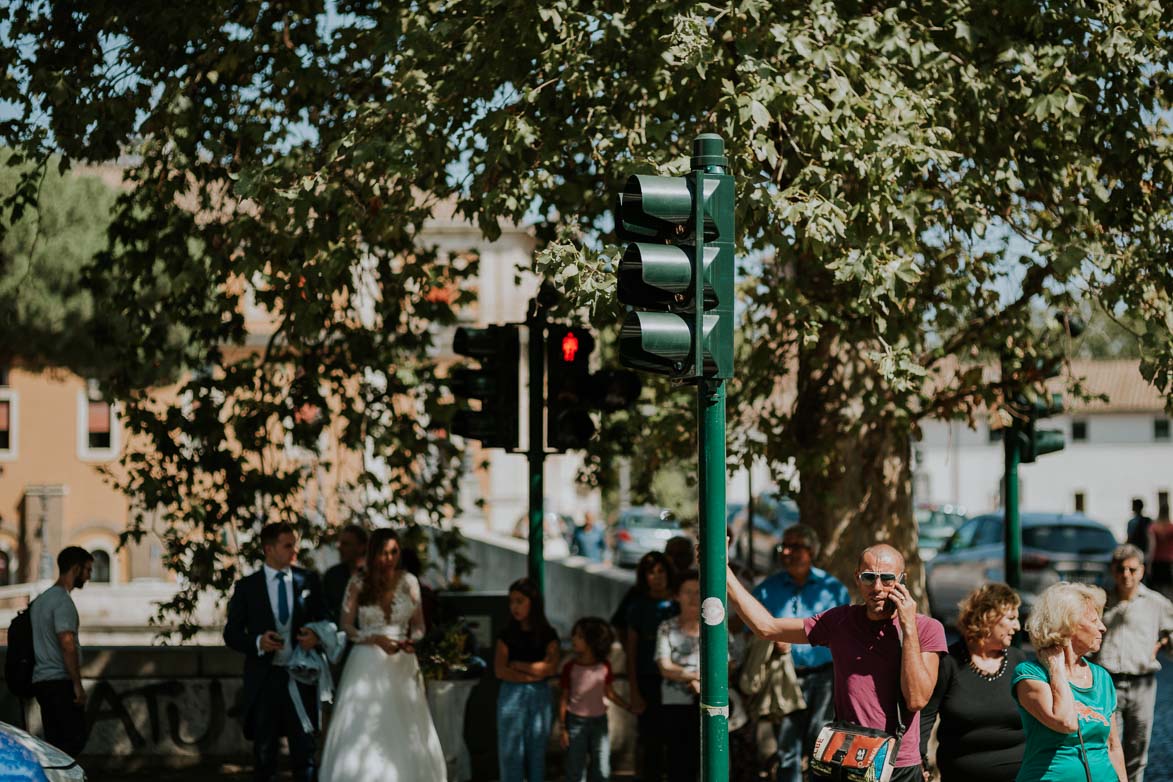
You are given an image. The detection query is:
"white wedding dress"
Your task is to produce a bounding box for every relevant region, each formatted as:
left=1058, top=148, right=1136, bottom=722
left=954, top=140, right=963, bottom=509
left=319, top=572, right=448, bottom=782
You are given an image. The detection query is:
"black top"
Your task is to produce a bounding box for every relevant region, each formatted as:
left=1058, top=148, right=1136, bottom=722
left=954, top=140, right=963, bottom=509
left=920, top=640, right=1027, bottom=782
left=499, top=623, right=559, bottom=664
left=321, top=563, right=353, bottom=626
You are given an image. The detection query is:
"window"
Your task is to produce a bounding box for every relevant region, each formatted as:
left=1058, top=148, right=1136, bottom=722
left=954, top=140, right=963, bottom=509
left=947, top=518, right=982, bottom=552
left=0, top=366, right=8, bottom=386
left=1074, top=492, right=1086, bottom=513
left=1022, top=525, right=1117, bottom=555
left=0, top=550, right=9, bottom=587
left=0, top=389, right=16, bottom=459
left=90, top=550, right=111, bottom=583
left=77, top=381, right=118, bottom=460
left=1071, top=420, right=1088, bottom=442
left=1156, top=419, right=1171, bottom=441
left=1160, top=491, right=1170, bottom=510
left=974, top=518, right=1004, bottom=546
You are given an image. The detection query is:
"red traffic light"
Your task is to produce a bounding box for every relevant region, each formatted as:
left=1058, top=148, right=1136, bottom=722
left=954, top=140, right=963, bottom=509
left=561, top=331, right=580, bottom=363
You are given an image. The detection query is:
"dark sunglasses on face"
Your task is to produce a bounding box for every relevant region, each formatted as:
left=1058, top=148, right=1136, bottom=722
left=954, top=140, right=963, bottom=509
left=858, top=571, right=903, bottom=585
left=1115, top=565, right=1141, bottom=574
left=779, top=542, right=809, bottom=552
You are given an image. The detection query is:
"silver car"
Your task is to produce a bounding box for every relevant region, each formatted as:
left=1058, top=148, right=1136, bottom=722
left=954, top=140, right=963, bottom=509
left=614, top=507, right=686, bottom=568
left=0, top=721, right=86, bottom=781
left=926, top=512, right=1117, bottom=626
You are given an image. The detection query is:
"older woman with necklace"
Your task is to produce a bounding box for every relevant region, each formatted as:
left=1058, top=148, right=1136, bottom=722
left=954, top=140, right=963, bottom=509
left=920, top=583, right=1027, bottom=781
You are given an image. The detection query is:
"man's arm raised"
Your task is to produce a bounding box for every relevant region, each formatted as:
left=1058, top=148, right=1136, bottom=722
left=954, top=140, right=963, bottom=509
left=726, top=566, right=809, bottom=644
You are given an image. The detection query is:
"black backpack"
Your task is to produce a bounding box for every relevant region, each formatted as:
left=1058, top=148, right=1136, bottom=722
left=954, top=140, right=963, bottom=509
left=5, top=605, right=36, bottom=699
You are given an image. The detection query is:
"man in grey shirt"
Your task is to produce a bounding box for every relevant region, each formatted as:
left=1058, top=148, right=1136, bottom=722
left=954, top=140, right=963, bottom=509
left=1095, top=543, right=1173, bottom=782
left=30, top=546, right=93, bottom=757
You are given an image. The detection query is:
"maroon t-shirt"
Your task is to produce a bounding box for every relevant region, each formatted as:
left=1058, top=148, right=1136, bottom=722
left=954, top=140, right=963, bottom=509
left=804, top=605, right=947, bottom=768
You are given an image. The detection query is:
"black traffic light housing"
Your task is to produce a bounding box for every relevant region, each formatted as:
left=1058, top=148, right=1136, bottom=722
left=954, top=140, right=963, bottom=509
left=546, top=325, right=597, bottom=451
left=450, top=324, right=520, bottom=449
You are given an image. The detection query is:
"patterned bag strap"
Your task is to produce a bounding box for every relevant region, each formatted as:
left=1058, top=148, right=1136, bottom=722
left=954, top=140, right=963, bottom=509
left=1075, top=722, right=1094, bottom=782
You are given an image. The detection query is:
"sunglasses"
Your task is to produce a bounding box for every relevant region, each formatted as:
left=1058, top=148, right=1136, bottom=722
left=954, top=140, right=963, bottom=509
left=1115, top=565, right=1141, bottom=574
left=779, top=542, right=810, bottom=552
left=858, top=571, right=904, bottom=585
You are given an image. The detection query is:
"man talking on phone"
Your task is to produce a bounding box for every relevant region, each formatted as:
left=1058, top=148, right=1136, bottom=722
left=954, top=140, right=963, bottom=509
left=728, top=543, right=947, bottom=782
left=224, top=521, right=326, bottom=782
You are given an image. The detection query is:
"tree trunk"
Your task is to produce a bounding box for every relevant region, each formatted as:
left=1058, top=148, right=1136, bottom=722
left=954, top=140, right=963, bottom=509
left=795, top=416, right=923, bottom=604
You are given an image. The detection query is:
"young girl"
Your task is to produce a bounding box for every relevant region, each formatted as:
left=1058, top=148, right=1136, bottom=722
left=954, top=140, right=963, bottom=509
left=558, top=617, right=631, bottom=782
left=496, top=577, right=560, bottom=782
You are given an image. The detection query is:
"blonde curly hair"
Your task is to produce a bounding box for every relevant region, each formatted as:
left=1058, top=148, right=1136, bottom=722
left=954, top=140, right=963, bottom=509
left=956, top=583, right=1020, bottom=644
left=1024, top=582, right=1106, bottom=649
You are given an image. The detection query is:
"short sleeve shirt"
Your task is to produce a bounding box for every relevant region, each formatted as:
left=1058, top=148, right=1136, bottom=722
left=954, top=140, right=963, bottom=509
left=626, top=594, right=680, bottom=679
left=560, top=660, right=613, bottom=717
left=31, top=585, right=80, bottom=683
left=751, top=566, right=851, bottom=669
left=655, top=616, right=701, bottom=705
left=804, top=605, right=947, bottom=768
left=1011, top=659, right=1117, bottom=782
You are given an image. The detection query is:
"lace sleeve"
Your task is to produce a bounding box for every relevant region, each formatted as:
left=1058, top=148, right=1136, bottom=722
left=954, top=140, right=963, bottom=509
left=341, top=574, right=363, bottom=641
left=405, top=572, right=426, bottom=642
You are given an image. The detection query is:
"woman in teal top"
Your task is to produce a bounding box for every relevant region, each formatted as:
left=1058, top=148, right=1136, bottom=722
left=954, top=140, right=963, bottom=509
left=1011, top=582, right=1126, bottom=781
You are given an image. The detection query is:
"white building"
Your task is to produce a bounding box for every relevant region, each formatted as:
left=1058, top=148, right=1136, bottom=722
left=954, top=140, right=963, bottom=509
left=914, top=359, right=1172, bottom=541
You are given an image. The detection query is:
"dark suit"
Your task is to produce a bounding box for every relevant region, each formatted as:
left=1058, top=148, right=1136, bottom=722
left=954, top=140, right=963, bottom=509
left=224, top=566, right=325, bottom=782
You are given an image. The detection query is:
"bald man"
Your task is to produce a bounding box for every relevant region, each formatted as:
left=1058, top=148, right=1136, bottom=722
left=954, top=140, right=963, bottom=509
left=728, top=544, right=947, bottom=782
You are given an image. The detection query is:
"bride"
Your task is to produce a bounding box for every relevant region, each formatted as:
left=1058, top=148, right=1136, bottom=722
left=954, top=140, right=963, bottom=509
left=319, top=527, right=448, bottom=782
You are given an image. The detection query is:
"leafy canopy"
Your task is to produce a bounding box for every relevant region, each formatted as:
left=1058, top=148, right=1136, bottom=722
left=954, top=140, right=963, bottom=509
left=2, top=0, right=1170, bottom=598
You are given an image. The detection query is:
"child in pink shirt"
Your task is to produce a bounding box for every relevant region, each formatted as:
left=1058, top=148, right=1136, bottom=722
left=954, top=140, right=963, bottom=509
left=559, top=617, right=631, bottom=782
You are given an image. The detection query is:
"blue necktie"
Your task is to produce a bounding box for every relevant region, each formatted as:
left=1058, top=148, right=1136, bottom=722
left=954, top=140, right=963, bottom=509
left=276, top=571, right=290, bottom=625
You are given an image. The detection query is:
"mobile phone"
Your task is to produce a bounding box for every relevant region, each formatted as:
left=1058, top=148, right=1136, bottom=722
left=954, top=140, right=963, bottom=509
left=884, top=575, right=907, bottom=612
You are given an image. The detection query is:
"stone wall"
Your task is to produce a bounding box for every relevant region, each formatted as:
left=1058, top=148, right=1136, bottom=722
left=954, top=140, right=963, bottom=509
left=0, top=646, right=249, bottom=771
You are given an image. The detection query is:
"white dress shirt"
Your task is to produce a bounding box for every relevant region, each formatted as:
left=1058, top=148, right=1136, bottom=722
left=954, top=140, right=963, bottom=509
left=258, top=564, right=295, bottom=663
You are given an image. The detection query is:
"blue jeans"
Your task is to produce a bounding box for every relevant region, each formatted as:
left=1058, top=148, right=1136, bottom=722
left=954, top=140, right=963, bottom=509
left=497, top=680, right=553, bottom=782
left=777, top=667, right=835, bottom=782
left=565, top=713, right=609, bottom=782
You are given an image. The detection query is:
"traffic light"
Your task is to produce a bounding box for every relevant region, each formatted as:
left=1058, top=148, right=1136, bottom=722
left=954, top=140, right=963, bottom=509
left=449, top=324, right=519, bottom=449
left=615, top=134, right=735, bottom=380
left=1018, top=392, right=1065, bottom=463
left=546, top=324, right=596, bottom=450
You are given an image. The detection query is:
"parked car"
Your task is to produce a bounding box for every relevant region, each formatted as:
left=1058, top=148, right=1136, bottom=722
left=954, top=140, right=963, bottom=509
left=0, top=721, right=85, bottom=781
left=728, top=493, right=800, bottom=575
left=916, top=504, right=968, bottom=562
left=926, top=512, right=1118, bottom=626
left=614, top=507, right=686, bottom=568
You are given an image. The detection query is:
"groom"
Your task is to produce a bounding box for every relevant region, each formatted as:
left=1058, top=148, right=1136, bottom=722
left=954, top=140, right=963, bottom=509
left=224, top=521, right=326, bottom=782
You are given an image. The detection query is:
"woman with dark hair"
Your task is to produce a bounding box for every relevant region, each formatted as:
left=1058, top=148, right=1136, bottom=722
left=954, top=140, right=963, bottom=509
left=920, top=582, right=1027, bottom=781
left=625, top=551, right=678, bottom=781
left=496, top=577, right=560, bottom=782
left=319, top=527, right=447, bottom=781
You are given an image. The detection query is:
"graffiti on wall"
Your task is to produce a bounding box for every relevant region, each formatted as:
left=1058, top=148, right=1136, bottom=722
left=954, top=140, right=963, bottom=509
left=82, top=678, right=248, bottom=757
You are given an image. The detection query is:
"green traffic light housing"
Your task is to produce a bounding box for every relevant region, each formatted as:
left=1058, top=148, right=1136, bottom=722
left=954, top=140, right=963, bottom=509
left=613, top=135, right=735, bottom=381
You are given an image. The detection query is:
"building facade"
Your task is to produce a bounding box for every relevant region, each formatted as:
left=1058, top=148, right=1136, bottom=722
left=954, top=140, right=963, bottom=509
left=914, top=359, right=1172, bottom=540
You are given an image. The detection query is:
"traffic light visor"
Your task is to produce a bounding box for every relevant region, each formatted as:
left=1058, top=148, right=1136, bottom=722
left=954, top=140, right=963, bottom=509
left=619, top=311, right=693, bottom=375
left=618, top=243, right=693, bottom=309
left=615, top=175, right=693, bottom=240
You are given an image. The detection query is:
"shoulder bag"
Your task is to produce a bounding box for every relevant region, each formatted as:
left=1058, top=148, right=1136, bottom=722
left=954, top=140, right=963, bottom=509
left=809, top=620, right=907, bottom=782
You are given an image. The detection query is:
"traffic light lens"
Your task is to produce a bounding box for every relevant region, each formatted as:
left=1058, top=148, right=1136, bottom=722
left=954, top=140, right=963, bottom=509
left=561, top=332, right=579, bottom=363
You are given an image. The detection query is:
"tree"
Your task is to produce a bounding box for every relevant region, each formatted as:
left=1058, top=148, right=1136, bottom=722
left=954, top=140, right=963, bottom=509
left=3, top=1, right=1170, bottom=602
left=0, top=156, right=119, bottom=372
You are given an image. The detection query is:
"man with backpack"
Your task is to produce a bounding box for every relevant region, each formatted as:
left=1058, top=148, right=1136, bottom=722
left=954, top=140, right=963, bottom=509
left=30, top=546, right=93, bottom=757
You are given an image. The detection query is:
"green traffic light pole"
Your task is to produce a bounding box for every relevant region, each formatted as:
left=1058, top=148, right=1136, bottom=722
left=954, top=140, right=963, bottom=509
left=694, top=134, right=730, bottom=782
left=1002, top=354, right=1022, bottom=592
left=527, top=294, right=547, bottom=593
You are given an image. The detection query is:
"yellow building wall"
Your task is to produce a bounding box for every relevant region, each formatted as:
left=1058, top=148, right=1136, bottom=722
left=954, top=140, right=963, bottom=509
left=0, top=367, right=154, bottom=584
